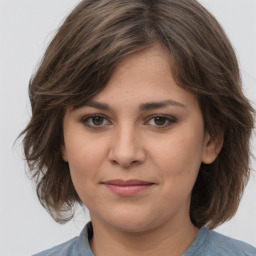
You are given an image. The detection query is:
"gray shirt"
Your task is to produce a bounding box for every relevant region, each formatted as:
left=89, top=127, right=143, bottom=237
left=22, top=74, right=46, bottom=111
left=33, top=222, right=256, bottom=256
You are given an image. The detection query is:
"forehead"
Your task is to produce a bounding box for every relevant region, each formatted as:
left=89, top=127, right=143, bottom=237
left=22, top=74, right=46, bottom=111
left=75, top=44, right=200, bottom=114
left=110, top=44, right=172, bottom=81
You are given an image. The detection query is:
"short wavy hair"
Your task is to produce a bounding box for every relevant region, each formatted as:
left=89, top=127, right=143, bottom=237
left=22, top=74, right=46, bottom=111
left=20, top=0, right=254, bottom=228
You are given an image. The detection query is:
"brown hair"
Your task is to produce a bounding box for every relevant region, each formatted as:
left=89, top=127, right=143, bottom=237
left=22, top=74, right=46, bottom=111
left=20, top=0, right=254, bottom=228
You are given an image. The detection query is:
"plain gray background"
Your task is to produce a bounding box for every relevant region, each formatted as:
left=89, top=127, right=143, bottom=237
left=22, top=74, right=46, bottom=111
left=0, top=1, right=255, bottom=255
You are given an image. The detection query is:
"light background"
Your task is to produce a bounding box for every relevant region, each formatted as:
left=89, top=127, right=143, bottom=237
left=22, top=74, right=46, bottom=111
left=0, top=0, right=255, bottom=255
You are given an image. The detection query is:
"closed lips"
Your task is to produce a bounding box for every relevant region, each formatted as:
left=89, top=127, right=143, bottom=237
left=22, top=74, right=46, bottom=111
left=101, top=180, right=155, bottom=186
left=101, top=180, right=155, bottom=196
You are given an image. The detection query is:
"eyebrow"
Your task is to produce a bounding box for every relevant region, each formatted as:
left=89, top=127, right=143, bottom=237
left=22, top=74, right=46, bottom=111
left=139, top=100, right=186, bottom=110
left=83, top=99, right=186, bottom=111
left=84, top=100, right=110, bottom=110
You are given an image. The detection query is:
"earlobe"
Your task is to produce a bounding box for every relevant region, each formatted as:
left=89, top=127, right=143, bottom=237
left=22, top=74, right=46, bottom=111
left=61, top=145, right=69, bottom=162
left=201, top=132, right=224, bottom=164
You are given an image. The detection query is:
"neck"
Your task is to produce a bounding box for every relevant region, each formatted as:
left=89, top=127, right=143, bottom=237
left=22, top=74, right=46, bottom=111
left=89, top=216, right=199, bottom=256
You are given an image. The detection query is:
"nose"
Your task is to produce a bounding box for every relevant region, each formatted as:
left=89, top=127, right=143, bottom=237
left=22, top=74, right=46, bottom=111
left=108, top=125, right=146, bottom=168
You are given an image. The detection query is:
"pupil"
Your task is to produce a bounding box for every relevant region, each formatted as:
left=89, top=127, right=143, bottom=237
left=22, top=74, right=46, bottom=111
left=154, top=116, right=166, bottom=125
left=93, top=116, right=103, bottom=125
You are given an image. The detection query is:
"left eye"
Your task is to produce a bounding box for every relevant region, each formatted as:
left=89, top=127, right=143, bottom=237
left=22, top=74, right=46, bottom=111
left=82, top=114, right=110, bottom=127
left=146, top=115, right=176, bottom=127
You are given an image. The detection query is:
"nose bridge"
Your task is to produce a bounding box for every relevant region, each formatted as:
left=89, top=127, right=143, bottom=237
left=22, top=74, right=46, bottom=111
left=116, top=123, right=136, bottom=150
left=109, top=121, right=145, bottom=167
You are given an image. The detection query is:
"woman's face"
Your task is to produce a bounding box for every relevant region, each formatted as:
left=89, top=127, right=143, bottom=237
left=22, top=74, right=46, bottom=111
left=62, top=44, right=218, bottom=232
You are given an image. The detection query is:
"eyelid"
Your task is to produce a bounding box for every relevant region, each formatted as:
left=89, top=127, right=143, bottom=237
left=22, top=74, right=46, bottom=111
left=145, top=114, right=177, bottom=128
left=80, top=113, right=177, bottom=129
left=81, top=114, right=112, bottom=128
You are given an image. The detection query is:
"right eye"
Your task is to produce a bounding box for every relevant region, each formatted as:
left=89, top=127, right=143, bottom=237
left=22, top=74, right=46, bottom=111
left=81, top=114, right=111, bottom=128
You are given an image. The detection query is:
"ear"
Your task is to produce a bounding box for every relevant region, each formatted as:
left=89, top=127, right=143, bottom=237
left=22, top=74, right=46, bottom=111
left=61, top=144, right=69, bottom=162
left=201, top=131, right=224, bottom=164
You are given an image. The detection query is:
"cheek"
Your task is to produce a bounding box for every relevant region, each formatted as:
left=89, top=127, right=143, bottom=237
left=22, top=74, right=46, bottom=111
left=65, top=135, right=110, bottom=197
left=148, top=127, right=204, bottom=190
left=67, top=151, right=98, bottom=207
left=151, top=136, right=203, bottom=172
left=66, top=132, right=107, bottom=170
left=153, top=140, right=202, bottom=210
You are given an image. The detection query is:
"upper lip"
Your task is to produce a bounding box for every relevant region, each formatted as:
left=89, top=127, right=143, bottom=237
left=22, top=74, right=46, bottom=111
left=101, top=179, right=155, bottom=185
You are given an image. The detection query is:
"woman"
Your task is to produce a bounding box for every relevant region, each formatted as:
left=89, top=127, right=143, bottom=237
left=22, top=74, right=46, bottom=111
left=21, top=0, right=255, bottom=255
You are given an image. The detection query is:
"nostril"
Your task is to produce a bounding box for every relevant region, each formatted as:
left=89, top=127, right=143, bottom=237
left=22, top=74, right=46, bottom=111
left=107, top=137, right=146, bottom=167
left=110, top=159, right=119, bottom=165
left=110, top=159, right=140, bottom=168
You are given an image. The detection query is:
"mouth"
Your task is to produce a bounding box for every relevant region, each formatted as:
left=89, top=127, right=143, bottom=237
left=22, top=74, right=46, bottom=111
left=100, top=179, right=155, bottom=196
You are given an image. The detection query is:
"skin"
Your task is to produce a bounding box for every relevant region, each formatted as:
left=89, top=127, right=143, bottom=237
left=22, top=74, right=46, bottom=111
left=62, top=44, right=221, bottom=256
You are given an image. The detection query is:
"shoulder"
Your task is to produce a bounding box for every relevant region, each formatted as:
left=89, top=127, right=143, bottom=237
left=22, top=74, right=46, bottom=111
left=206, top=229, right=256, bottom=255
left=32, top=237, right=79, bottom=256
left=193, top=227, right=256, bottom=256
left=32, top=223, right=94, bottom=256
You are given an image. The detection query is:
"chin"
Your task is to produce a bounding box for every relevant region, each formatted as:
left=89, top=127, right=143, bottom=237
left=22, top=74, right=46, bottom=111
left=101, top=211, right=160, bottom=233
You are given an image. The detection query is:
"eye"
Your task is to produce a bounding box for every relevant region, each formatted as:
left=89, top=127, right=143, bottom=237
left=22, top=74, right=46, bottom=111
left=146, top=115, right=176, bottom=128
left=81, top=114, right=111, bottom=128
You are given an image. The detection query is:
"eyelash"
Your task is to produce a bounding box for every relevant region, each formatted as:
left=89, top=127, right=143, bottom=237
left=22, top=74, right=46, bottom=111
left=145, top=114, right=176, bottom=128
left=81, top=114, right=177, bottom=129
left=81, top=114, right=110, bottom=128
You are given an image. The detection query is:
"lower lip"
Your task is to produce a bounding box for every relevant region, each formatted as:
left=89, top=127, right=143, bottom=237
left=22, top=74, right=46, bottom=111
left=104, top=184, right=153, bottom=196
